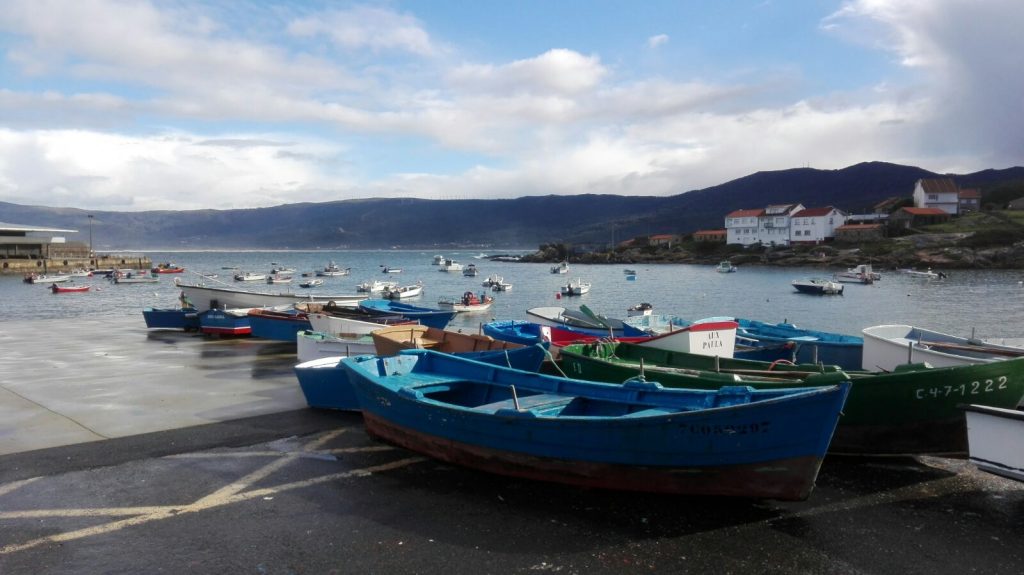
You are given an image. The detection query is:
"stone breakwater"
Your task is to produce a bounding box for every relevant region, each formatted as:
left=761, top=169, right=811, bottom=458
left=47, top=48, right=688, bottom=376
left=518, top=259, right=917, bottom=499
left=0, top=254, right=152, bottom=275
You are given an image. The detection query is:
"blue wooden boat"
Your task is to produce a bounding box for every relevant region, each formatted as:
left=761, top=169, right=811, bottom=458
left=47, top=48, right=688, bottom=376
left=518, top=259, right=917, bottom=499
left=341, top=349, right=850, bottom=500
left=198, top=309, right=251, bottom=336
left=246, top=308, right=313, bottom=342
left=736, top=318, right=863, bottom=370
left=295, top=345, right=549, bottom=412
left=358, top=299, right=456, bottom=330
left=142, top=307, right=199, bottom=330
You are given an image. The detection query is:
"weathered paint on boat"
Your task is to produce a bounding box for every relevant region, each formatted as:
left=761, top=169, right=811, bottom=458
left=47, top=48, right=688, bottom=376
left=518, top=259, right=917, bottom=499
left=736, top=318, right=863, bottom=370
left=341, top=349, right=850, bottom=500
left=246, top=308, right=313, bottom=342
left=358, top=299, right=456, bottom=330
left=198, top=309, right=251, bottom=336
left=295, top=345, right=549, bottom=411
left=558, top=341, right=1024, bottom=454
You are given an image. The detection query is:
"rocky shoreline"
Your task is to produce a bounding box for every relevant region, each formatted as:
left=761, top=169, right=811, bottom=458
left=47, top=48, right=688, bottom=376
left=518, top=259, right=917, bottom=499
left=520, top=233, right=1024, bottom=270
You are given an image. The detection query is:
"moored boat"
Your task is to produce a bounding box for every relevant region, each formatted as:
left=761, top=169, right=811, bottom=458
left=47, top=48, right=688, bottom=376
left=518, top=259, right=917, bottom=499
left=384, top=283, right=424, bottom=299
left=736, top=318, right=863, bottom=370
left=299, top=278, right=324, bottom=288
left=964, top=404, right=1024, bottom=482
left=198, top=308, right=252, bottom=336
left=861, top=324, right=1024, bottom=371
left=247, top=307, right=313, bottom=342
left=24, top=273, right=71, bottom=284
left=358, top=299, right=456, bottom=329
left=792, top=278, right=843, bottom=295
left=462, top=263, right=479, bottom=277
left=558, top=341, right=1024, bottom=454
left=50, top=283, right=90, bottom=293
left=234, top=271, right=266, bottom=282
left=371, top=324, right=525, bottom=357
left=175, top=280, right=365, bottom=313
left=340, top=349, right=850, bottom=500
left=143, top=307, right=200, bottom=330
left=438, top=258, right=463, bottom=273
left=317, top=261, right=350, bottom=277
left=550, top=261, right=568, bottom=274
left=836, top=264, right=879, bottom=283
left=526, top=306, right=649, bottom=338
left=716, top=260, right=737, bottom=273
left=437, top=291, right=494, bottom=312
left=111, top=270, right=159, bottom=284
left=356, top=279, right=397, bottom=293
left=560, top=277, right=591, bottom=296
left=151, top=263, right=185, bottom=274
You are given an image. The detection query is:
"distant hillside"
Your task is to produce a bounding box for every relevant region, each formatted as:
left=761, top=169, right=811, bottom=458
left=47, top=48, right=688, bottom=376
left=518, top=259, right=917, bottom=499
left=3, top=162, right=1022, bottom=250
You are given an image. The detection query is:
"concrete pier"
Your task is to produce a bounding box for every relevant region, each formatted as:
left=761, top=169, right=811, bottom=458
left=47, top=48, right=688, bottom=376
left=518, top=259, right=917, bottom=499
left=0, top=317, right=1022, bottom=574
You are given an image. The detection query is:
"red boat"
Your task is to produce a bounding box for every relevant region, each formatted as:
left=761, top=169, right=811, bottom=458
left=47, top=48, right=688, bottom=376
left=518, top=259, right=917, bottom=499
left=51, top=283, right=91, bottom=293
left=152, top=263, right=185, bottom=273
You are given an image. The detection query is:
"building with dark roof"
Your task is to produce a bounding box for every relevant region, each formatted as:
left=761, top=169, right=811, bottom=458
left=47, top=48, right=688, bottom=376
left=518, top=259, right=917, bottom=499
left=913, top=178, right=960, bottom=214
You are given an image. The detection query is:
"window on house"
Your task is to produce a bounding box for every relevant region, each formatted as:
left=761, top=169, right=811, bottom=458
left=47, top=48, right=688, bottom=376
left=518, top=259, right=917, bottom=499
left=928, top=194, right=938, bottom=200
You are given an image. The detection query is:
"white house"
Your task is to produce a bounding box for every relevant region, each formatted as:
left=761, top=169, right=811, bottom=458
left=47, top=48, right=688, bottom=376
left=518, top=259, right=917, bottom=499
left=757, top=204, right=804, bottom=246
left=913, top=178, right=960, bottom=215
left=789, top=206, right=848, bottom=243
left=724, top=208, right=764, bottom=246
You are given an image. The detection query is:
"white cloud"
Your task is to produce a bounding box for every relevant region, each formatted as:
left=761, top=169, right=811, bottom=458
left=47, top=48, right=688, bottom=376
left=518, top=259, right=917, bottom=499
left=449, top=49, right=607, bottom=96
left=287, top=5, right=441, bottom=56
left=647, top=34, right=669, bottom=49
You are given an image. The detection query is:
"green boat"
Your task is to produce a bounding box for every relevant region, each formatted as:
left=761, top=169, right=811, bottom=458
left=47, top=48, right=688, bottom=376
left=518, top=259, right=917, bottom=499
left=558, top=341, right=1024, bottom=454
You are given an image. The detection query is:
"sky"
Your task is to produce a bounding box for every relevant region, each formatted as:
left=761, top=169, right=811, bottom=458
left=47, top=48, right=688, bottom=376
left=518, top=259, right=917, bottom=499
left=0, top=0, right=1021, bottom=212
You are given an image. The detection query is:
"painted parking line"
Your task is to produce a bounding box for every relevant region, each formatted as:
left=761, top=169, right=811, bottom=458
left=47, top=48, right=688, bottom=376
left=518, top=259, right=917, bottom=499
left=0, top=430, right=425, bottom=556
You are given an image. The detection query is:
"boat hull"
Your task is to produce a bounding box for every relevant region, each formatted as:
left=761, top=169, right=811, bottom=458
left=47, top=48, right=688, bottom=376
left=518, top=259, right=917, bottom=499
left=559, top=343, right=1024, bottom=454
left=296, top=330, right=376, bottom=363
left=343, top=351, right=849, bottom=500
left=964, top=405, right=1024, bottom=482
left=177, top=282, right=364, bottom=313
left=198, top=310, right=251, bottom=336
left=143, top=307, right=200, bottom=330
left=861, top=324, right=1023, bottom=371
left=363, top=412, right=825, bottom=500
left=247, top=311, right=312, bottom=342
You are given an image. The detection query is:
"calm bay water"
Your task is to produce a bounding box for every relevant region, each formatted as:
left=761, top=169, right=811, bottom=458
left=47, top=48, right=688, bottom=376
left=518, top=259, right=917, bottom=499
left=3, top=249, right=1023, bottom=340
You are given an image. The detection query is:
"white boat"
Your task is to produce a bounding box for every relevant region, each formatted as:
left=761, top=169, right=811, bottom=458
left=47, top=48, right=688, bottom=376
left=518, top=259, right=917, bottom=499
left=381, top=266, right=402, bottom=274
left=792, top=278, right=843, bottom=295
left=716, top=261, right=737, bottom=273
left=472, top=253, right=488, bottom=259
left=267, top=274, right=293, bottom=284
left=384, top=283, right=424, bottom=299
left=491, top=282, right=512, bottom=292
left=299, top=278, right=324, bottom=288
left=964, top=404, right=1024, bottom=482
left=296, top=330, right=376, bottom=363
left=432, top=255, right=445, bottom=265
left=560, top=277, right=591, bottom=296
left=550, top=261, right=569, bottom=274
left=482, top=274, right=504, bottom=287
left=356, top=279, right=397, bottom=293
left=175, top=280, right=364, bottom=313
left=234, top=272, right=266, bottom=282
left=307, top=312, right=409, bottom=338
left=25, top=273, right=72, bottom=284
left=438, top=259, right=463, bottom=273
left=635, top=318, right=739, bottom=358
left=462, top=263, right=479, bottom=277
left=437, top=291, right=494, bottom=313
left=626, top=303, right=653, bottom=317
left=897, top=268, right=947, bottom=279
left=317, top=261, right=350, bottom=277
left=837, top=264, right=880, bottom=282
left=861, top=324, right=1024, bottom=371
left=69, top=268, right=93, bottom=277
left=270, top=266, right=296, bottom=275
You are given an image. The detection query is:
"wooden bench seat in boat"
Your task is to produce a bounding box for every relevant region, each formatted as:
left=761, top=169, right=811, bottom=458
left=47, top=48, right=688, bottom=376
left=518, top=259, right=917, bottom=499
left=473, top=393, right=575, bottom=413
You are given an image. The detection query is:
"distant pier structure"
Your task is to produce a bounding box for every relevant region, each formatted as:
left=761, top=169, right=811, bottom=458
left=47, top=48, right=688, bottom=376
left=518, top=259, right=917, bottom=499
left=0, top=221, right=150, bottom=275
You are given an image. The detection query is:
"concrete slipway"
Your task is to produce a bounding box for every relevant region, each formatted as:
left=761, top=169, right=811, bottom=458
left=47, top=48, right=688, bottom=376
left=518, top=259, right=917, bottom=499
left=0, top=316, right=1021, bottom=574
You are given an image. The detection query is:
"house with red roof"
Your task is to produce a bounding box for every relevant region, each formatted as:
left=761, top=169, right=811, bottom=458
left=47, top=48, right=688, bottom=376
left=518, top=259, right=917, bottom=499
left=724, top=208, right=765, bottom=246
left=958, top=188, right=982, bottom=213
left=889, top=207, right=951, bottom=229
left=913, top=178, right=960, bottom=215
left=789, top=206, right=848, bottom=244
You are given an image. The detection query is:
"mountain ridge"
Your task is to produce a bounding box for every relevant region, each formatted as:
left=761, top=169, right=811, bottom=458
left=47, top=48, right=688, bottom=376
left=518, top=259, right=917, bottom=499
left=3, top=162, right=1022, bottom=250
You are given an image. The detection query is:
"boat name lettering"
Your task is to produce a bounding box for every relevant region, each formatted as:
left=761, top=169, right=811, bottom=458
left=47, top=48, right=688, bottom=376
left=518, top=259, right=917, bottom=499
left=701, top=338, right=725, bottom=350
left=913, top=376, right=1008, bottom=400
left=685, top=421, right=770, bottom=436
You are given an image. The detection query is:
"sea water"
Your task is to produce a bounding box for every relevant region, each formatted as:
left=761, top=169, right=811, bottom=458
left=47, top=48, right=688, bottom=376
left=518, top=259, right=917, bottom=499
left=2, top=249, right=1022, bottom=340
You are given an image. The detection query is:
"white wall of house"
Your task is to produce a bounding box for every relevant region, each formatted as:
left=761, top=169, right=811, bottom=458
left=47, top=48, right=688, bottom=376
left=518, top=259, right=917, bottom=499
left=725, top=215, right=760, bottom=245
left=913, top=181, right=959, bottom=214
left=790, top=209, right=847, bottom=242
